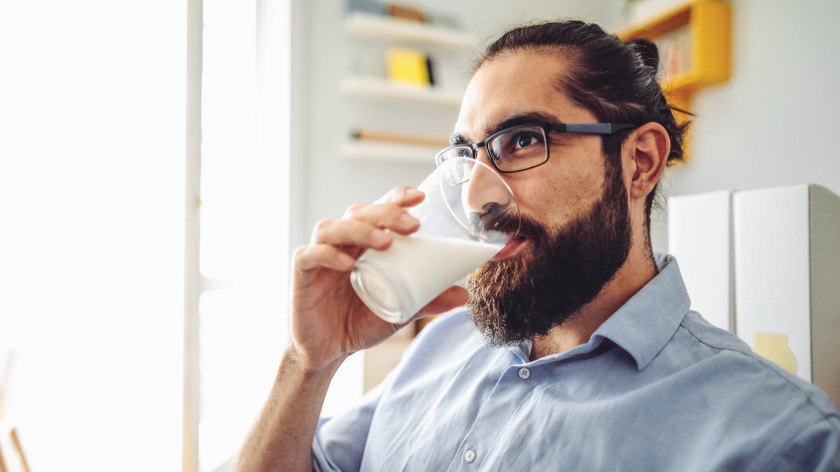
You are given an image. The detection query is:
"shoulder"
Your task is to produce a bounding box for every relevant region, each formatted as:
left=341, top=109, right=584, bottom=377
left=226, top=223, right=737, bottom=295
left=660, top=311, right=840, bottom=470
left=762, top=415, right=840, bottom=471
left=676, top=311, right=838, bottom=418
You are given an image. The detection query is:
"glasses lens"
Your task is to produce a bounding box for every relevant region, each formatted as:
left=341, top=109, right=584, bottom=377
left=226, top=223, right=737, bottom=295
left=437, top=146, right=474, bottom=184
left=488, top=126, right=547, bottom=172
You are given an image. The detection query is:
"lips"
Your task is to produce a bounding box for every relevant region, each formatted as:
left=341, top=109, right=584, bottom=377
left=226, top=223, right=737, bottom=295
left=491, top=236, right=525, bottom=261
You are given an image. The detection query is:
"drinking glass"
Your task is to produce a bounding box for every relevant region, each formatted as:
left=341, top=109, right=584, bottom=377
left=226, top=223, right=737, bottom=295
left=350, top=157, right=520, bottom=324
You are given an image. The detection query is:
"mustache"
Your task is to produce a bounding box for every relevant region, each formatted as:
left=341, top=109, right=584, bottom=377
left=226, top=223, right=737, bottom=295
left=508, top=214, right=545, bottom=240
left=467, top=201, right=521, bottom=240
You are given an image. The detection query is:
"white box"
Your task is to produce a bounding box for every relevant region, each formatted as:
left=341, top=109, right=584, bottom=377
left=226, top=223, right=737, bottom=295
left=668, top=190, right=734, bottom=332
left=733, top=184, right=840, bottom=406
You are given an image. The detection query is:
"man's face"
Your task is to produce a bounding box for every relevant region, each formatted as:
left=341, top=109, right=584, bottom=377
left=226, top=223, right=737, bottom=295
left=455, top=50, right=633, bottom=346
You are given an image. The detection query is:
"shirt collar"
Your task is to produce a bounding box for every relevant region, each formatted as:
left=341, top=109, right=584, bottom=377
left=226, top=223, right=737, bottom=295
left=590, top=252, right=692, bottom=370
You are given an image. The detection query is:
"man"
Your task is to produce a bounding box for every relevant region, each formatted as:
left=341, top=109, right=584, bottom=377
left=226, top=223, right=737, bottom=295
left=236, top=21, right=840, bottom=471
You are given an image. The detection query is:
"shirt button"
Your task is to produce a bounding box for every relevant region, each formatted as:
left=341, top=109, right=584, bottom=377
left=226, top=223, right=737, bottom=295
left=518, top=367, right=531, bottom=379
left=464, top=449, right=476, bottom=463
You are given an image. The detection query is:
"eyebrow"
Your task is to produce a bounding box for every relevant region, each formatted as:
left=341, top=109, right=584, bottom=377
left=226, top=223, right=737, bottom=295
left=449, top=111, right=562, bottom=146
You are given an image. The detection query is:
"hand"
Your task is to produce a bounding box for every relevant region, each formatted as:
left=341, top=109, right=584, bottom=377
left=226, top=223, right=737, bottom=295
left=290, top=186, right=469, bottom=374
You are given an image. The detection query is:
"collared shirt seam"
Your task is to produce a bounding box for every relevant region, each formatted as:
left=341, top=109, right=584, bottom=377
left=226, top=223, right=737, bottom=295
left=630, top=304, right=691, bottom=371
left=679, top=321, right=838, bottom=419
left=524, top=335, right=609, bottom=368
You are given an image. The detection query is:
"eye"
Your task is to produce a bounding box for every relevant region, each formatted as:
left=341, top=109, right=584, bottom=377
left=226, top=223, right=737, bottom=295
left=513, top=131, right=541, bottom=149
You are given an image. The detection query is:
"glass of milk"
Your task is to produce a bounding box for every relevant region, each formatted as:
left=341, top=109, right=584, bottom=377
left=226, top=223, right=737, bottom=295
left=350, top=157, right=520, bottom=324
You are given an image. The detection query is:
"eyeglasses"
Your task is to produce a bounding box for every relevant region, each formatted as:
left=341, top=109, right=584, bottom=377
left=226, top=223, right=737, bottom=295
left=434, top=122, right=638, bottom=183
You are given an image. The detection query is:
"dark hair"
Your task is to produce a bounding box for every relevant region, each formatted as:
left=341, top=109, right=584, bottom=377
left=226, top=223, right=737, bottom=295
left=473, top=20, right=690, bottom=243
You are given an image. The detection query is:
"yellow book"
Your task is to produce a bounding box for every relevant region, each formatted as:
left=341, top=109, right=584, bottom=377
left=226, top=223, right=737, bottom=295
left=386, top=47, right=430, bottom=86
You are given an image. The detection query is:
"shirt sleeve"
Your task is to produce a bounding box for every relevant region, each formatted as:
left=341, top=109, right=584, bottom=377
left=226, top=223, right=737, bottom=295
left=311, top=381, right=385, bottom=472
left=761, top=415, right=840, bottom=472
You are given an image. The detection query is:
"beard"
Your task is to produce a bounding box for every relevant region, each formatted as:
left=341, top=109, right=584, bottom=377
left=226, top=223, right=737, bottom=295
left=465, top=164, right=633, bottom=348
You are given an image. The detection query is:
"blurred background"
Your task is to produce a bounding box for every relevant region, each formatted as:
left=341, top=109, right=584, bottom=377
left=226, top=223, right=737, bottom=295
left=0, top=0, right=837, bottom=471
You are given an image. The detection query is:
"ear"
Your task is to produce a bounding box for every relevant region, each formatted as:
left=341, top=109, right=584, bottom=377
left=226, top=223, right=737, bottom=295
left=625, top=122, right=670, bottom=201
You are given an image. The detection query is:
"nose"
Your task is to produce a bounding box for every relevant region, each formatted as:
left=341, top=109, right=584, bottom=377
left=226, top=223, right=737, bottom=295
left=463, top=151, right=515, bottom=234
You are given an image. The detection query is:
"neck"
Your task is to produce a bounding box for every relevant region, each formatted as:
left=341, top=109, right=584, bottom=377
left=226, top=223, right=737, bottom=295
left=529, top=242, right=657, bottom=361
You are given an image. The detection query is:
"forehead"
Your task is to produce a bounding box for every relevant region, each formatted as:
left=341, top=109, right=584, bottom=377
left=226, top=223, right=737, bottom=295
left=455, top=50, right=596, bottom=141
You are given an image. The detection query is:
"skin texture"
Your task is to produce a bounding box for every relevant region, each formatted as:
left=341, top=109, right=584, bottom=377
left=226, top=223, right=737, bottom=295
left=234, top=50, right=670, bottom=471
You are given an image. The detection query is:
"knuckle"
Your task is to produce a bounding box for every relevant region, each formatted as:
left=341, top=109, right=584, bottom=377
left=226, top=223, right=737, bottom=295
left=314, top=218, right=333, bottom=233
left=390, top=186, right=412, bottom=202
left=394, top=185, right=412, bottom=194
left=343, top=203, right=365, bottom=219
left=293, top=245, right=308, bottom=262
left=376, top=187, right=404, bottom=204
left=385, top=204, right=404, bottom=220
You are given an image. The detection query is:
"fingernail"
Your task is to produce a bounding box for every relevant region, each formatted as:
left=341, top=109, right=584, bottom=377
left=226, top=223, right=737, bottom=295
left=370, top=229, right=389, bottom=245
left=406, top=188, right=423, bottom=197
left=401, top=213, right=419, bottom=226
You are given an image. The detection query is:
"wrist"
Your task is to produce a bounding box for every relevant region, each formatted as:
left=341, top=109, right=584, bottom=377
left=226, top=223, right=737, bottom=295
left=280, top=342, right=349, bottom=382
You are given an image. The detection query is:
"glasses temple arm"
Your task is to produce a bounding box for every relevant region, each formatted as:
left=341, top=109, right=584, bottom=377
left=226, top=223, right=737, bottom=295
left=550, top=123, right=638, bottom=134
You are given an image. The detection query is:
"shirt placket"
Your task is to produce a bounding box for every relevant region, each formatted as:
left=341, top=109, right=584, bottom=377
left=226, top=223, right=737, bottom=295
left=442, top=337, right=609, bottom=470
left=444, top=361, right=543, bottom=471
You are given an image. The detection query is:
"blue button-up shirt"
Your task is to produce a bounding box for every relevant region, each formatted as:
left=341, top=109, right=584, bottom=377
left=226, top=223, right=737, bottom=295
left=312, top=254, right=840, bottom=471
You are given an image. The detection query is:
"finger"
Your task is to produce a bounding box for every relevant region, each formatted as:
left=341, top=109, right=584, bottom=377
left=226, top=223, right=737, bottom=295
left=374, top=185, right=425, bottom=207
left=294, top=244, right=356, bottom=275
left=341, top=203, right=420, bottom=236
left=312, top=218, right=397, bottom=250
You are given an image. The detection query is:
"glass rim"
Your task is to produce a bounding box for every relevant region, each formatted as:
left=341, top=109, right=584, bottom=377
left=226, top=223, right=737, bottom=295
left=436, top=155, right=521, bottom=241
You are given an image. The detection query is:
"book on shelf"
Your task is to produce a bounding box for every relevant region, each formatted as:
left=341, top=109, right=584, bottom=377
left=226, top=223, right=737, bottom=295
left=345, top=0, right=384, bottom=16
left=733, top=184, right=840, bottom=407
left=351, top=128, right=449, bottom=148
left=345, top=0, right=460, bottom=30
left=386, top=47, right=433, bottom=87
left=668, top=190, right=734, bottom=332
left=654, top=25, right=693, bottom=80
left=387, top=4, right=423, bottom=22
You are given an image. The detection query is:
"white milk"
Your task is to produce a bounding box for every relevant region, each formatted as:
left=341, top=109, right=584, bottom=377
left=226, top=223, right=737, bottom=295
left=353, top=233, right=501, bottom=323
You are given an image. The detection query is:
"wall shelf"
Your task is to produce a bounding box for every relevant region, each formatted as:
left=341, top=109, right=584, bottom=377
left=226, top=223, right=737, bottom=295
left=342, top=140, right=440, bottom=164
left=618, top=0, right=731, bottom=97
left=343, top=13, right=473, bottom=49
left=341, top=76, right=463, bottom=107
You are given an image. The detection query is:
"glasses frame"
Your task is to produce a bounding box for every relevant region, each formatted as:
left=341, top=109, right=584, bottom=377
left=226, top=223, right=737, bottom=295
left=434, top=122, right=639, bottom=174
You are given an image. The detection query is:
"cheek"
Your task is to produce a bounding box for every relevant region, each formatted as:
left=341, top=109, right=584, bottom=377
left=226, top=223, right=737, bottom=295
left=508, top=154, right=605, bottom=227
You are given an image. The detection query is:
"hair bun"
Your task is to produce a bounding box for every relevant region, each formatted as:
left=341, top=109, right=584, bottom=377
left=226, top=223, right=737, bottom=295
left=627, top=38, right=660, bottom=74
